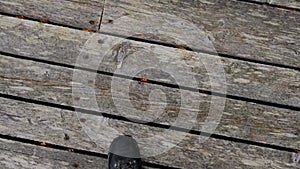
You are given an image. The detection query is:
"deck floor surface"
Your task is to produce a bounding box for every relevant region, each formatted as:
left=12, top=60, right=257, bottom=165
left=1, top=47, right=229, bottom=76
left=0, top=0, right=299, bottom=168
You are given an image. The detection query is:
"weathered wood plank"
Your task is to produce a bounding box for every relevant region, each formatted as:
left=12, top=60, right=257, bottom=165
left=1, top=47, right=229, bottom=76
left=0, top=97, right=298, bottom=168
left=100, top=0, right=300, bottom=69
left=0, top=0, right=103, bottom=30
left=0, top=138, right=108, bottom=169
left=252, top=0, right=300, bottom=9
left=0, top=15, right=299, bottom=107
left=0, top=0, right=299, bottom=69
left=0, top=54, right=299, bottom=149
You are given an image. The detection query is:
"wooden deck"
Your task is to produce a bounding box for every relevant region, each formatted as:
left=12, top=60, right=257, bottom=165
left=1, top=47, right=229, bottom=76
left=0, top=0, right=299, bottom=168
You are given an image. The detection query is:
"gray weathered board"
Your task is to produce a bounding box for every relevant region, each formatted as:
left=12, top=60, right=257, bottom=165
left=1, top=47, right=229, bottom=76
left=0, top=138, right=109, bottom=169
left=0, top=15, right=299, bottom=108
left=0, top=0, right=299, bottom=68
left=0, top=53, right=299, bottom=167
left=0, top=12, right=299, bottom=146
left=95, top=0, right=300, bottom=69
left=0, top=53, right=300, bottom=149
left=0, top=0, right=103, bottom=30
left=0, top=0, right=299, bottom=168
left=0, top=97, right=298, bottom=168
left=0, top=52, right=300, bottom=148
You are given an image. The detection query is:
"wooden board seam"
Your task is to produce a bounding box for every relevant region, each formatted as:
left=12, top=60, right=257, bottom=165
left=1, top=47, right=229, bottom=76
left=0, top=93, right=298, bottom=154
left=236, top=0, right=300, bottom=11
left=0, top=132, right=180, bottom=169
left=0, top=12, right=299, bottom=72
left=1, top=50, right=299, bottom=112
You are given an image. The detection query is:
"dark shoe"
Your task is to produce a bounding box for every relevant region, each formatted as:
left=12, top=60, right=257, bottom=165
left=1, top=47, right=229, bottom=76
left=108, top=135, right=142, bottom=169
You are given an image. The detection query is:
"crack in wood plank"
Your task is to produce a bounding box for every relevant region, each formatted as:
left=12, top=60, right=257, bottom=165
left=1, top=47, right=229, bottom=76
left=98, top=0, right=106, bottom=32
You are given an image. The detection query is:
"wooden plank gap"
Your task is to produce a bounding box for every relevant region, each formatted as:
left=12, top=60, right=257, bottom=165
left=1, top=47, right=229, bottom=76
left=1, top=50, right=299, bottom=112
left=0, top=93, right=298, bottom=154
left=0, top=133, right=179, bottom=169
left=0, top=13, right=299, bottom=71
left=236, top=0, right=300, bottom=11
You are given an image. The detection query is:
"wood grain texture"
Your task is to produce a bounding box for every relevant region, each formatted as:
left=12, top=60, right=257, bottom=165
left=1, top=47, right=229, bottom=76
left=0, top=0, right=104, bottom=30
left=0, top=54, right=299, bottom=149
left=0, top=15, right=299, bottom=108
left=0, top=1, right=299, bottom=168
left=0, top=0, right=299, bottom=68
left=100, top=0, right=300, bottom=69
left=0, top=138, right=108, bottom=169
left=252, top=0, right=300, bottom=9
left=0, top=97, right=298, bottom=168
